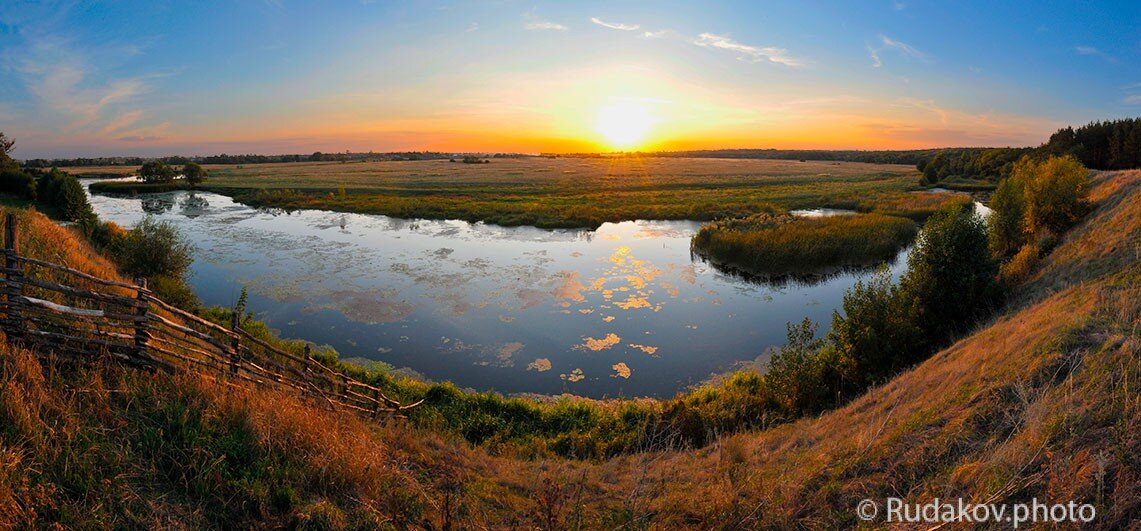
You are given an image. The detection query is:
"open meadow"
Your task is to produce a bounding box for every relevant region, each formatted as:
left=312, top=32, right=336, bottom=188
left=80, top=156, right=969, bottom=228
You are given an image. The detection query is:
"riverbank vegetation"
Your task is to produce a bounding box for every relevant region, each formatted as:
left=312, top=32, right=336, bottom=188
left=690, top=213, right=919, bottom=279
left=79, top=157, right=952, bottom=229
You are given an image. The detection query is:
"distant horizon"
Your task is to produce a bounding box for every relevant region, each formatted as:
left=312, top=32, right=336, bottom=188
left=18, top=143, right=1048, bottom=163
left=4, top=1, right=1139, bottom=159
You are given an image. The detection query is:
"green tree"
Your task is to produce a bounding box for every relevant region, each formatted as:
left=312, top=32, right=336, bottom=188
left=988, top=167, right=1028, bottom=257
left=765, top=318, right=836, bottom=417
left=1022, top=155, right=1090, bottom=236
left=829, top=268, right=924, bottom=388
left=139, top=161, right=176, bottom=183
left=182, top=162, right=207, bottom=187
left=115, top=216, right=194, bottom=280
left=899, top=203, right=998, bottom=346
left=0, top=132, right=16, bottom=172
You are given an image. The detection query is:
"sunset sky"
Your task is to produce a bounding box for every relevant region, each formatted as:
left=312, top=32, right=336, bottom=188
left=2, top=0, right=1140, bottom=158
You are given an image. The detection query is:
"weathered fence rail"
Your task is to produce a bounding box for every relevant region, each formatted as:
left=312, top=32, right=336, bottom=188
left=0, top=213, right=420, bottom=416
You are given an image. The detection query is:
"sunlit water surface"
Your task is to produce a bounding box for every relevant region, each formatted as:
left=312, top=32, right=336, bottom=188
left=86, top=185, right=910, bottom=398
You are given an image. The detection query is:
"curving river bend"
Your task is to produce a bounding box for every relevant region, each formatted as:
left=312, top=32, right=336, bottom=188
left=85, top=184, right=911, bottom=398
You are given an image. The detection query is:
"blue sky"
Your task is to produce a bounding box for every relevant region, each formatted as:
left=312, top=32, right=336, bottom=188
left=1, top=0, right=1139, bottom=157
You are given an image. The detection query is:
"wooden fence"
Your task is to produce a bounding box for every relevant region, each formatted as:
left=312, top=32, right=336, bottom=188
left=0, top=213, right=420, bottom=417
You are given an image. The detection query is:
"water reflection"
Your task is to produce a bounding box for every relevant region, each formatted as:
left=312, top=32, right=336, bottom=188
left=85, top=183, right=910, bottom=398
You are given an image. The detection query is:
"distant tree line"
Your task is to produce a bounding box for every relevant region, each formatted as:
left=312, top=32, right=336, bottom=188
left=916, top=147, right=1032, bottom=184
left=1040, top=118, right=1141, bottom=170
left=916, top=117, right=1141, bottom=184
left=649, top=149, right=945, bottom=165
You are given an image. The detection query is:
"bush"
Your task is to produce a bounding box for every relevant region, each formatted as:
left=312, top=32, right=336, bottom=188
left=765, top=318, right=841, bottom=417
left=899, top=203, right=999, bottom=346
left=149, top=274, right=200, bottom=311
left=991, top=154, right=1091, bottom=250
left=183, top=163, right=206, bottom=187
left=33, top=169, right=96, bottom=228
left=139, top=161, right=177, bottom=183
left=114, top=217, right=194, bottom=280
left=1021, top=155, right=1091, bottom=236
left=830, top=268, right=924, bottom=388
left=988, top=169, right=1027, bottom=257
left=999, top=243, right=1039, bottom=285
left=0, top=169, right=36, bottom=199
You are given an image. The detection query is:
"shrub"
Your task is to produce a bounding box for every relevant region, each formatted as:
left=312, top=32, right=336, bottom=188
left=899, top=203, right=999, bottom=346
left=139, top=161, right=177, bottom=183
left=999, top=243, right=1039, bottom=285
left=0, top=169, right=36, bottom=199
left=988, top=169, right=1027, bottom=257
left=764, top=318, right=841, bottom=417
left=183, top=163, right=207, bottom=187
left=1021, top=154, right=1091, bottom=236
left=114, top=217, right=194, bottom=280
left=830, top=268, right=925, bottom=388
left=33, top=169, right=96, bottom=228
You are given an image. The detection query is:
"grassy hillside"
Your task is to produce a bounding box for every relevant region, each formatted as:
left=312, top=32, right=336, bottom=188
left=1, top=171, right=1137, bottom=527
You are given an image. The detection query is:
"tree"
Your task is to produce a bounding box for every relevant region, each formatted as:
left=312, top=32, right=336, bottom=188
left=1022, top=155, right=1090, bottom=236
left=139, top=161, right=176, bottom=183
left=899, top=203, right=998, bottom=346
left=988, top=167, right=1028, bottom=257
left=0, top=132, right=17, bottom=172
left=115, top=216, right=194, bottom=280
left=830, top=268, right=924, bottom=388
left=183, top=162, right=207, bottom=186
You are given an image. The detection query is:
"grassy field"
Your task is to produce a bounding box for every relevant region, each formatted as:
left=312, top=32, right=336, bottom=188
left=3, top=171, right=1136, bottom=528
left=692, top=213, right=920, bottom=278
left=73, top=157, right=963, bottom=228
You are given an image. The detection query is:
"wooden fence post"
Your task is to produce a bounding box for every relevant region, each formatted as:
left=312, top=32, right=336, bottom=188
left=3, top=213, right=24, bottom=343
left=229, top=310, right=241, bottom=376
left=134, top=278, right=149, bottom=359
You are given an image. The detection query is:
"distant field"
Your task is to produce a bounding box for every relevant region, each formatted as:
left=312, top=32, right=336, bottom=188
left=75, top=157, right=961, bottom=228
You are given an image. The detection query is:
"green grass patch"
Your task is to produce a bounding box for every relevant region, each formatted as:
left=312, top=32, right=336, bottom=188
left=88, top=180, right=194, bottom=194
left=691, top=213, right=919, bottom=278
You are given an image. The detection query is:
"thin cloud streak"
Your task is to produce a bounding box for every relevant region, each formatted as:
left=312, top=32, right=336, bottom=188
left=525, top=21, right=568, bottom=31
left=868, top=35, right=930, bottom=67
left=590, top=17, right=640, bottom=31
left=694, top=33, right=803, bottom=67
left=689, top=32, right=807, bottom=67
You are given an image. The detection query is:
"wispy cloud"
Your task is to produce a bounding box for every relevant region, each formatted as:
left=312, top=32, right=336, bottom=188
left=525, top=21, right=567, bottom=31
left=694, top=33, right=803, bottom=67
left=897, top=97, right=947, bottom=123
left=892, top=0, right=906, bottom=10
left=868, top=35, right=930, bottom=67
left=642, top=30, right=666, bottom=38
left=101, top=109, right=144, bottom=134
left=1124, top=95, right=1141, bottom=105
left=590, top=17, right=639, bottom=31
left=1076, top=45, right=1115, bottom=63
left=10, top=34, right=158, bottom=139
left=465, top=22, right=479, bottom=33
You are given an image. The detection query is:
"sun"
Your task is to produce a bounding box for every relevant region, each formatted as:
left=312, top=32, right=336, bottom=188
left=596, top=100, right=653, bottom=149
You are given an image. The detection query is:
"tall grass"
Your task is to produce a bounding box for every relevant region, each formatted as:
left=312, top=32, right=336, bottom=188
left=691, top=213, right=918, bottom=278
left=81, top=157, right=937, bottom=229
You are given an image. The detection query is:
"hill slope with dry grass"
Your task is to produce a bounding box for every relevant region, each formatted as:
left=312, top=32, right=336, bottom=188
left=1, top=171, right=1138, bottom=528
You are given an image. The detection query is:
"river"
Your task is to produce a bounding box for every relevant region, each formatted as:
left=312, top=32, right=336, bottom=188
left=85, top=185, right=911, bottom=398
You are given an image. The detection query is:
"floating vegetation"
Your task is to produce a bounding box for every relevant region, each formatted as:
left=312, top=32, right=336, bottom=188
left=579, top=333, right=621, bottom=352
left=611, top=362, right=632, bottom=379
left=527, top=358, right=552, bottom=372
left=560, top=368, right=585, bottom=382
